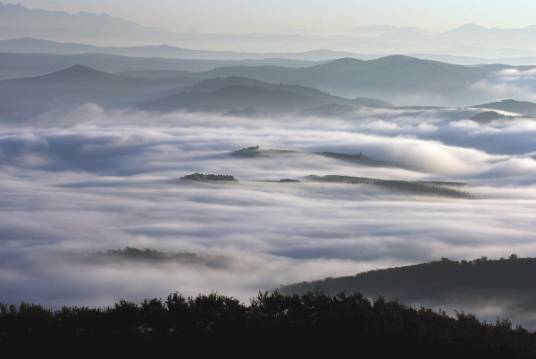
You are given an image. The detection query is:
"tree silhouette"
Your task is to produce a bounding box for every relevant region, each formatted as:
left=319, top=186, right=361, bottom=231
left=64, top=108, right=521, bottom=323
left=1, top=291, right=536, bottom=357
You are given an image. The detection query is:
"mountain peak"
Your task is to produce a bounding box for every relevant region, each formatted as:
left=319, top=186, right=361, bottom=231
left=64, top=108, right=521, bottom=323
left=55, top=64, right=105, bottom=75
left=450, top=23, right=488, bottom=32
left=35, top=65, right=113, bottom=82
left=330, top=57, right=363, bottom=64
left=498, top=99, right=534, bottom=105
left=318, top=57, right=364, bottom=69
left=367, top=55, right=421, bottom=65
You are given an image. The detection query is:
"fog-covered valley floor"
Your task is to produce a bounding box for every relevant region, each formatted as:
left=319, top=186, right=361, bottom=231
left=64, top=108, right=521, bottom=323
left=1, top=105, right=535, bottom=319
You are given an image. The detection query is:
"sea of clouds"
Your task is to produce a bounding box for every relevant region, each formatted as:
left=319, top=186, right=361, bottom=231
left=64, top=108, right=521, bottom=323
left=1, top=105, right=536, bottom=324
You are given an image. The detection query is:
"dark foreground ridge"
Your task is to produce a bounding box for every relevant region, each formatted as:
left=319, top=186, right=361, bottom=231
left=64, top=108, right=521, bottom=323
left=1, top=292, right=536, bottom=357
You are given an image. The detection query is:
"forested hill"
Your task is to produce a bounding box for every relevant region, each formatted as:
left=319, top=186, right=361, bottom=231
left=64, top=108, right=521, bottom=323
left=281, top=256, right=536, bottom=308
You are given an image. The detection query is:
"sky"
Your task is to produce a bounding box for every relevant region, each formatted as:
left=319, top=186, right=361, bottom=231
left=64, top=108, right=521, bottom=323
left=4, top=0, right=536, bottom=33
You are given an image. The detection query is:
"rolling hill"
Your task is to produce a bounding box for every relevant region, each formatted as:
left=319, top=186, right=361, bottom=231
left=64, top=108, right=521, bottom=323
left=0, top=65, right=192, bottom=120
left=142, top=77, right=390, bottom=114
left=281, top=256, right=536, bottom=319
left=0, top=65, right=392, bottom=120
left=2, top=52, right=533, bottom=107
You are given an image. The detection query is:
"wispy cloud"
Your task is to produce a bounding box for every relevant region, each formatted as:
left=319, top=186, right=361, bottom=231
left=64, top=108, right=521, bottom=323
left=471, top=68, right=536, bottom=102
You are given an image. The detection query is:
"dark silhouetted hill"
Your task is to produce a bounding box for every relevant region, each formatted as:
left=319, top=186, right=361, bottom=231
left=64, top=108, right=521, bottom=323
left=2, top=291, right=536, bottom=357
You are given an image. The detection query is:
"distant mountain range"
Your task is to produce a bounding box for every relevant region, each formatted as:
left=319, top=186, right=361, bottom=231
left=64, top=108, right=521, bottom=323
left=3, top=38, right=536, bottom=66
left=439, top=24, right=536, bottom=52
left=3, top=2, right=536, bottom=57
left=0, top=2, right=312, bottom=51
left=2, top=59, right=535, bottom=121
left=0, top=2, right=176, bottom=45
left=195, top=56, right=521, bottom=105
left=0, top=52, right=317, bottom=80
left=0, top=38, right=355, bottom=62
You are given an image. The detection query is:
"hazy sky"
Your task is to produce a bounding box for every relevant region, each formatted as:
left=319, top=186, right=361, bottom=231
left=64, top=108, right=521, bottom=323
left=4, top=0, right=536, bottom=33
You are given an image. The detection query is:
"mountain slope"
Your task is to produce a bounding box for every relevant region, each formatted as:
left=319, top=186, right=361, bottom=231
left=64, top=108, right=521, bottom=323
left=281, top=256, right=536, bottom=323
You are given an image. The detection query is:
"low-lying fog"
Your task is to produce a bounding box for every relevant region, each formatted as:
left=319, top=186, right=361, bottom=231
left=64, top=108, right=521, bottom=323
left=1, top=105, right=536, bottom=324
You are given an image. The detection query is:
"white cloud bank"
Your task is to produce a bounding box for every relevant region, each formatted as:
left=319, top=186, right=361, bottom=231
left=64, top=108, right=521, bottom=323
left=0, top=106, right=536, bottom=319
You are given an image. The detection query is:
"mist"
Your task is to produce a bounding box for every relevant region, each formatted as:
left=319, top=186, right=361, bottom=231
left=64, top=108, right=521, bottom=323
left=1, top=106, right=535, bottom=318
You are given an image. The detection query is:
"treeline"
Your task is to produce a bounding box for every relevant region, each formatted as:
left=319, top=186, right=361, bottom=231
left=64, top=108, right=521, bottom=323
left=181, top=173, right=237, bottom=181
left=306, top=175, right=471, bottom=198
left=1, top=291, right=536, bottom=357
